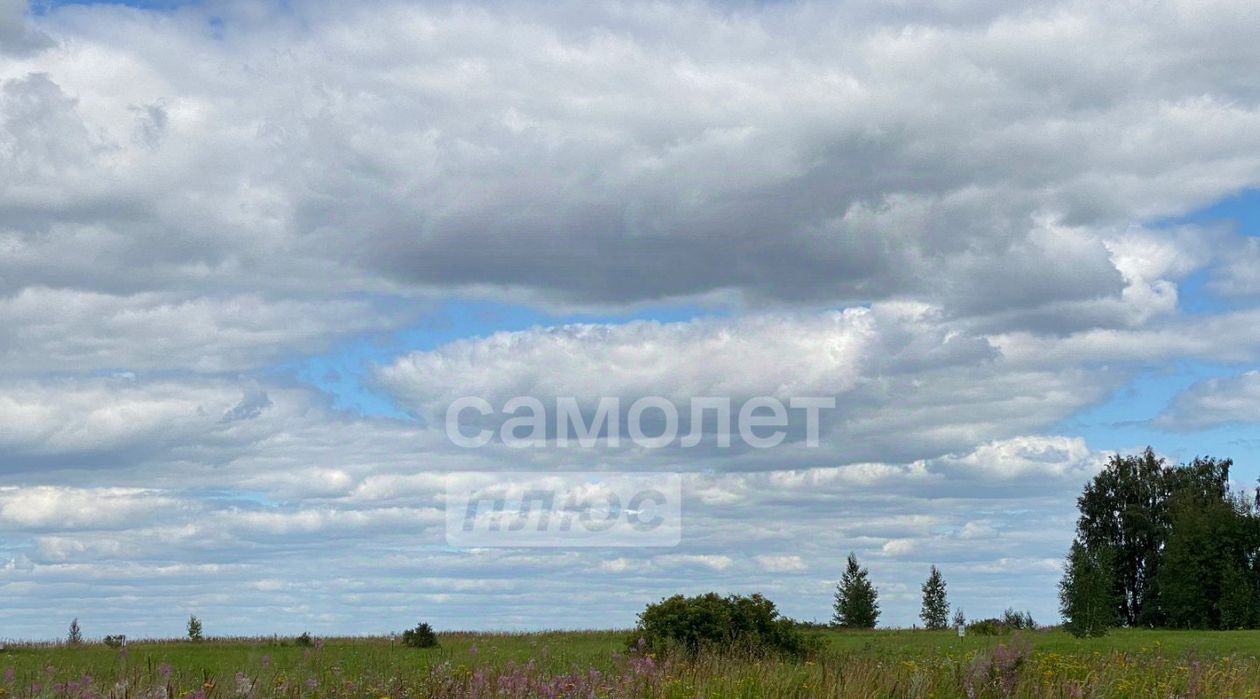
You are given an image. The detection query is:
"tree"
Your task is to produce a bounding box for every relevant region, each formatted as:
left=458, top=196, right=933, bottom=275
left=833, top=552, right=879, bottom=629
left=952, top=608, right=966, bottom=628
left=919, top=565, right=949, bottom=629
left=1158, top=490, right=1256, bottom=629
left=401, top=622, right=438, bottom=649
left=187, top=615, right=203, bottom=642
left=1059, top=541, right=1118, bottom=638
left=1073, top=449, right=1241, bottom=627
left=67, top=618, right=82, bottom=646
left=631, top=592, right=816, bottom=657
left=1219, top=560, right=1255, bottom=630
left=1074, top=448, right=1170, bottom=627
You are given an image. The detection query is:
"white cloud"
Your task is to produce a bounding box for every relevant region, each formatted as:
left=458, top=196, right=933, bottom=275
left=755, top=555, right=808, bottom=573
left=654, top=554, right=733, bottom=571
left=2, top=0, right=1260, bottom=639
left=0, top=0, right=1255, bottom=326
left=1157, top=370, right=1260, bottom=430
left=0, top=287, right=407, bottom=374
left=881, top=539, right=917, bottom=557
left=378, top=305, right=1126, bottom=467
left=0, top=0, right=51, bottom=57
left=0, top=486, right=180, bottom=530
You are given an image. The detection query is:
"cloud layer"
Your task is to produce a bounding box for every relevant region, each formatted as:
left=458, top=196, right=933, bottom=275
left=1, top=0, right=1260, bottom=638
left=4, top=0, right=1259, bottom=320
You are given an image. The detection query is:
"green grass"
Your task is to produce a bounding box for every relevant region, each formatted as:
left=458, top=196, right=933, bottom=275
left=2, top=628, right=1259, bottom=697
left=821, top=627, right=1260, bottom=658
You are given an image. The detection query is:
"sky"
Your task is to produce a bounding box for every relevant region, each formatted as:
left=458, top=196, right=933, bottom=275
left=2, top=0, right=1260, bottom=640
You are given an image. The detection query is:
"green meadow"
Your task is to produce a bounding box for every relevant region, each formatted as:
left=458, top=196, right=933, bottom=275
left=2, top=628, right=1258, bottom=698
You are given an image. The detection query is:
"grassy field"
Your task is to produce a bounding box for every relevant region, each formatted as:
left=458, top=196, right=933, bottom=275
left=1, top=628, right=1258, bottom=697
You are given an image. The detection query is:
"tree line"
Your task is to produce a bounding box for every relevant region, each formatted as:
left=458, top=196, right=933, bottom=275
left=1060, top=448, right=1260, bottom=635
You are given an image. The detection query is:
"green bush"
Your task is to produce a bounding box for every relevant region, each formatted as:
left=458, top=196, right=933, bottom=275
left=401, top=622, right=438, bottom=649
left=967, top=618, right=1006, bottom=636
left=1001, top=608, right=1037, bottom=630
left=629, top=592, right=819, bottom=658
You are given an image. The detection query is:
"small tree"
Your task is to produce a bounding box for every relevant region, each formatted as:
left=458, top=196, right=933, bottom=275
left=401, top=622, right=438, bottom=648
left=1001, top=608, right=1037, bottom=630
left=1059, top=541, right=1118, bottom=638
left=187, top=615, right=203, bottom=642
left=952, top=608, right=966, bottom=628
left=833, top=552, right=880, bottom=629
left=919, top=565, right=949, bottom=629
left=67, top=618, right=82, bottom=646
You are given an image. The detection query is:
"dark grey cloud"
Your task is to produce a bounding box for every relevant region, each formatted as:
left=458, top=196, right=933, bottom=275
left=2, top=0, right=1257, bottom=340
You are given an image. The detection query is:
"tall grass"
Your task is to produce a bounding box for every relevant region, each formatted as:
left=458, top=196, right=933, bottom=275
left=1, top=629, right=1258, bottom=697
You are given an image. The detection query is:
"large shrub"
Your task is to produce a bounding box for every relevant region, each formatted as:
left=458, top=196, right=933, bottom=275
left=401, top=622, right=439, bottom=649
left=966, top=618, right=1006, bottom=636
left=630, top=593, right=817, bottom=658
left=1001, top=608, right=1037, bottom=631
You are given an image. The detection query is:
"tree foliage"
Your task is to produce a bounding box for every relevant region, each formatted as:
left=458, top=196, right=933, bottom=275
left=1059, top=541, right=1119, bottom=638
left=402, top=622, right=439, bottom=648
left=833, top=553, right=880, bottom=629
left=631, top=593, right=817, bottom=658
left=1074, top=448, right=1171, bottom=626
left=1068, top=448, right=1260, bottom=631
left=187, top=615, right=203, bottom=642
left=1157, top=491, right=1257, bottom=629
left=919, top=565, right=949, bottom=630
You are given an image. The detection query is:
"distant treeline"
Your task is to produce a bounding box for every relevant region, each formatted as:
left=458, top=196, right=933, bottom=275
left=1061, top=448, right=1260, bottom=634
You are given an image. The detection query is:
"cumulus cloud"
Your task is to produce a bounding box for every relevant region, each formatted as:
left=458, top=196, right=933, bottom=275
left=378, top=305, right=1121, bottom=465
left=0, top=0, right=51, bottom=56
left=0, top=0, right=1255, bottom=327
left=1211, top=236, right=1260, bottom=296
left=0, top=287, right=408, bottom=374
left=1157, top=370, right=1260, bottom=430
left=0, top=486, right=181, bottom=530
left=3, top=0, right=1260, bottom=639
left=755, top=555, right=808, bottom=573
left=0, top=427, right=1099, bottom=634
